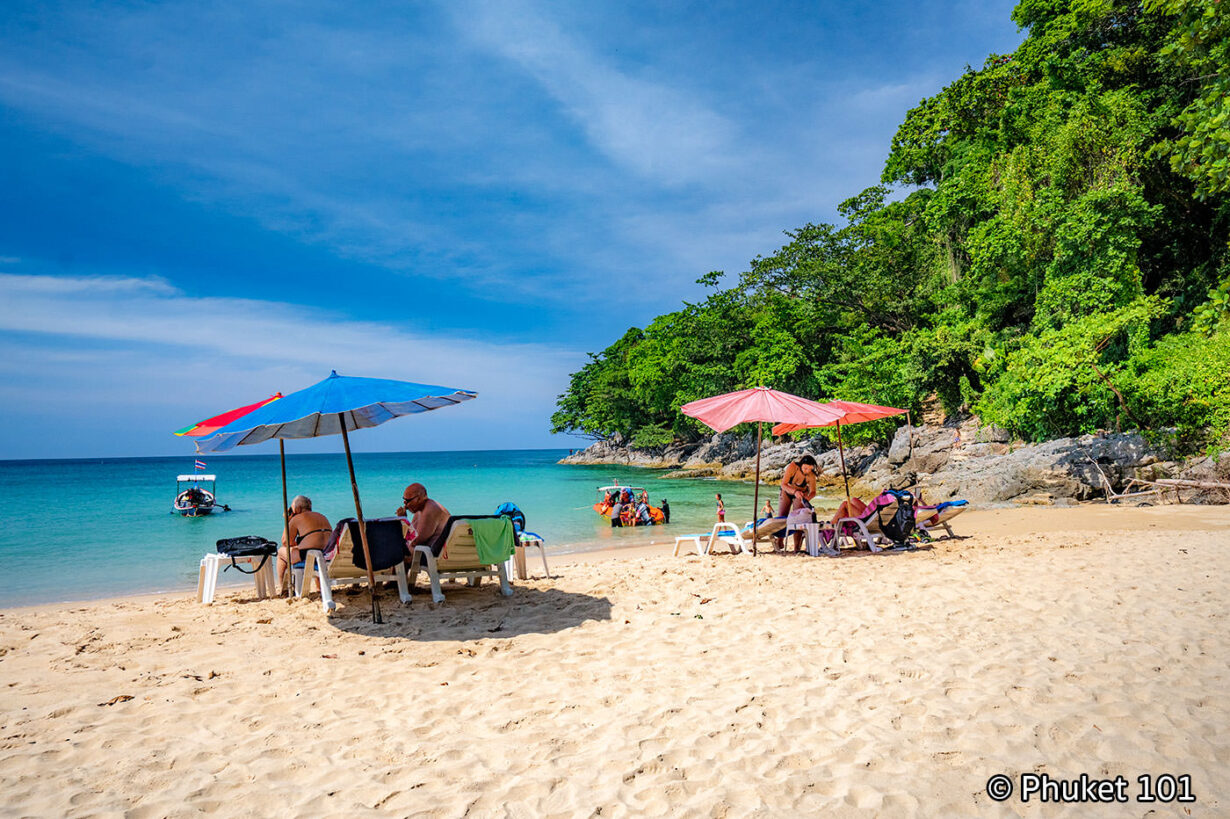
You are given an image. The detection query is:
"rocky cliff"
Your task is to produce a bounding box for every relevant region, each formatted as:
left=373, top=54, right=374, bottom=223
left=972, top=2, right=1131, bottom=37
left=559, top=419, right=1228, bottom=505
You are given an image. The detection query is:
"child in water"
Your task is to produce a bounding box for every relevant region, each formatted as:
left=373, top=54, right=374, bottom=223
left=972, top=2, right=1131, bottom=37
left=715, top=493, right=726, bottom=522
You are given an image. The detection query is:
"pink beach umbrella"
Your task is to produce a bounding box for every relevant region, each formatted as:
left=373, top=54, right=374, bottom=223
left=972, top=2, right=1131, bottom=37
left=681, top=387, right=844, bottom=554
left=772, top=400, right=908, bottom=500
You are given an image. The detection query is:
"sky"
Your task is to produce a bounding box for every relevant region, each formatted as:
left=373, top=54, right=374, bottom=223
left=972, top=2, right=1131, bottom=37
left=0, top=0, right=1025, bottom=459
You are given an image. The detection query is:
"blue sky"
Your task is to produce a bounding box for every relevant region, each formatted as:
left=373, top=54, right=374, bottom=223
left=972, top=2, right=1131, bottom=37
left=0, top=0, right=1024, bottom=459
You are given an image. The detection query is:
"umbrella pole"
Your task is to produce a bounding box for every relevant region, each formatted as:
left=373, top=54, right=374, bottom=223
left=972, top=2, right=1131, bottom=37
left=339, top=414, right=382, bottom=624
left=280, top=439, right=291, bottom=596
left=751, top=421, right=763, bottom=557
left=906, top=410, right=913, bottom=460
left=836, top=420, right=850, bottom=501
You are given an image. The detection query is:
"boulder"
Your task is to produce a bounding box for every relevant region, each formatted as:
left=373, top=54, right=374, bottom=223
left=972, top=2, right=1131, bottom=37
left=887, top=426, right=910, bottom=464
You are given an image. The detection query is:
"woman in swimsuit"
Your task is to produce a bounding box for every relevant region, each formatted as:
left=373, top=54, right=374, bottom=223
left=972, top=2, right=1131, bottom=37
left=279, top=494, right=332, bottom=593
left=776, top=454, right=817, bottom=518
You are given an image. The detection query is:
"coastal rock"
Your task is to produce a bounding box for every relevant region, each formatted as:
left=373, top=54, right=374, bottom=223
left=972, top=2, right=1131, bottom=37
left=559, top=423, right=1215, bottom=506
left=887, top=426, right=910, bottom=464
left=1172, top=454, right=1230, bottom=504
left=901, top=432, right=1168, bottom=504
left=684, top=432, right=758, bottom=467
left=716, top=436, right=827, bottom=482
left=560, top=435, right=688, bottom=468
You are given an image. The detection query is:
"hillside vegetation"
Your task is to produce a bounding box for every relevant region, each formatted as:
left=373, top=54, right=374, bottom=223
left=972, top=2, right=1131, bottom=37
left=552, top=0, right=1230, bottom=453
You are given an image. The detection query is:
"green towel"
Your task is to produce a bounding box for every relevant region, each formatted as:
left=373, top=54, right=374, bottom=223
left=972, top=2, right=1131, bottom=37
left=468, top=517, right=515, bottom=564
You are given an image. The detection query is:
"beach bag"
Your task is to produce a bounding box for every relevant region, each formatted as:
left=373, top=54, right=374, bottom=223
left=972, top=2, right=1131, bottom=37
left=494, top=502, right=527, bottom=534
left=215, top=535, right=277, bottom=574
left=879, top=489, right=916, bottom=545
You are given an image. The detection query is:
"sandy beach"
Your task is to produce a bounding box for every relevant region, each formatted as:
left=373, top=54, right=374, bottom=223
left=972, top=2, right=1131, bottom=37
left=2, top=505, right=1228, bottom=816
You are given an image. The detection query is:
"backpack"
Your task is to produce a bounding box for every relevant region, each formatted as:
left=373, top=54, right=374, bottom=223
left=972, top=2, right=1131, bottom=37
left=879, top=489, right=916, bottom=546
left=215, top=535, right=277, bottom=574
left=495, top=502, right=527, bottom=534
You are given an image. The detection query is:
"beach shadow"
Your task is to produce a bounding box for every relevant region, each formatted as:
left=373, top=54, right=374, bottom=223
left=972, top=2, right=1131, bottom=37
left=746, top=544, right=938, bottom=561
left=324, top=585, right=612, bottom=642
left=833, top=544, right=936, bottom=559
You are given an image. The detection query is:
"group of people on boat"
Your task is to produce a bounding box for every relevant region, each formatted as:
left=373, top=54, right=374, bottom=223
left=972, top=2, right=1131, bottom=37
left=597, top=488, right=669, bottom=527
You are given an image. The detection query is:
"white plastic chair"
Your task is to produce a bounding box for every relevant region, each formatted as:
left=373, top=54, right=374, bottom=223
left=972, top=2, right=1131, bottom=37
left=292, top=519, right=414, bottom=613
left=409, top=518, right=514, bottom=604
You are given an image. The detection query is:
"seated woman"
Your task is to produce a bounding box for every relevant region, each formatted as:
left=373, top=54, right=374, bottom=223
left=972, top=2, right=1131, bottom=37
left=279, top=495, right=332, bottom=593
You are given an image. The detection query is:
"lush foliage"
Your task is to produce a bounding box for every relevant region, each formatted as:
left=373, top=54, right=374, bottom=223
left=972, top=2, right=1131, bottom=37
left=553, top=0, right=1230, bottom=451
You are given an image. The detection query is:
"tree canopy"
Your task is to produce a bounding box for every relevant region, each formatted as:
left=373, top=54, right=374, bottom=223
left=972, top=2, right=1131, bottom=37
left=553, top=0, right=1230, bottom=451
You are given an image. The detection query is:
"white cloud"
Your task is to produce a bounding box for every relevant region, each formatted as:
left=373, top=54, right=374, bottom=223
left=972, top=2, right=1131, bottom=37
left=455, top=0, right=739, bottom=187
left=0, top=273, right=583, bottom=456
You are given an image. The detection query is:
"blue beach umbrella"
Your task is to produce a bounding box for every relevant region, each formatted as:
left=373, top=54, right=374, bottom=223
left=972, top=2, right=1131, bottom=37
left=198, top=371, right=477, bottom=622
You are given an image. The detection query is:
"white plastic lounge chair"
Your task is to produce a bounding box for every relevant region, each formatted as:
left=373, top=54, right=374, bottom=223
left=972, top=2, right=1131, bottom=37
left=673, top=532, right=709, bottom=556
left=295, top=518, right=413, bottom=613
left=914, top=500, right=969, bottom=539
left=409, top=515, right=514, bottom=604
left=672, top=522, right=749, bottom=556
left=831, top=495, right=904, bottom=553
left=740, top=516, right=789, bottom=548
left=707, top=522, right=750, bottom=555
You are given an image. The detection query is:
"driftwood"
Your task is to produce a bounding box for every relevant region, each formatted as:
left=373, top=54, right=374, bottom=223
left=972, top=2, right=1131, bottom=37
left=1116, top=477, right=1230, bottom=504
left=1150, top=478, right=1230, bottom=491
left=1082, top=448, right=1230, bottom=503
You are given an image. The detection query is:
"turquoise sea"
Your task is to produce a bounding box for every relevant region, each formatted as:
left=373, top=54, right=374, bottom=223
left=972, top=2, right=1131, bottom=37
left=0, top=449, right=841, bottom=608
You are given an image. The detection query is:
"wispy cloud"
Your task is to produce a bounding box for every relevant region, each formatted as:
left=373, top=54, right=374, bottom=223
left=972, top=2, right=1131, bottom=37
left=0, top=273, right=582, bottom=455
left=453, top=0, right=739, bottom=187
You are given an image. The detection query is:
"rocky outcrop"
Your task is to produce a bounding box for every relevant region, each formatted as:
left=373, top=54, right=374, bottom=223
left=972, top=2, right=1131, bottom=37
left=560, top=418, right=1223, bottom=505
left=863, top=426, right=1168, bottom=504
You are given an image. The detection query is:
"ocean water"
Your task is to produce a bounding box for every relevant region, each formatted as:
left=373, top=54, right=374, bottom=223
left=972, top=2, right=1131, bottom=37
left=0, top=449, right=841, bottom=607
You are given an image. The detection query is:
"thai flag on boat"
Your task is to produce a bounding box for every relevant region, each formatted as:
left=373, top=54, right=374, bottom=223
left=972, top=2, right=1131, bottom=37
left=194, top=459, right=207, bottom=470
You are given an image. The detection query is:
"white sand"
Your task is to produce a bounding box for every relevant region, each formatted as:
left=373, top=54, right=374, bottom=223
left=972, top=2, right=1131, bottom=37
left=1, top=506, right=1227, bottom=816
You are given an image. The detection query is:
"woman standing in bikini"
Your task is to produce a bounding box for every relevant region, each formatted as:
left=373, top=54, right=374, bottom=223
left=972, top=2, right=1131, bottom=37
left=777, top=454, right=817, bottom=517
left=279, top=494, right=332, bottom=593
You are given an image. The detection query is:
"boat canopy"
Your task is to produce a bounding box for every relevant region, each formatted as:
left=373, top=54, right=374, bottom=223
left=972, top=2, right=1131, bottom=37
left=177, top=474, right=217, bottom=481
left=596, top=485, right=646, bottom=498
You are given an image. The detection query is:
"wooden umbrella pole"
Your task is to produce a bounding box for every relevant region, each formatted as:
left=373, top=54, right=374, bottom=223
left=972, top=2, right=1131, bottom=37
left=751, top=421, right=763, bottom=557
left=836, top=420, right=850, bottom=501
left=905, top=410, right=913, bottom=459
left=339, top=414, right=382, bottom=624
left=279, top=439, right=291, bottom=596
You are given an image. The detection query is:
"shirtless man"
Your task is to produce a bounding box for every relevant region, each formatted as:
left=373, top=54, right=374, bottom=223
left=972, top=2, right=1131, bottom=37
left=279, top=495, right=331, bottom=591
left=397, top=483, right=450, bottom=560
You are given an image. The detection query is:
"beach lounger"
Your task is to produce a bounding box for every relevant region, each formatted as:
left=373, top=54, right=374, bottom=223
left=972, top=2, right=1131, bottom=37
left=409, top=515, right=515, bottom=604
left=672, top=522, right=749, bottom=556
left=914, top=500, right=969, bottom=539
left=830, top=494, right=907, bottom=553
left=707, top=522, right=750, bottom=555
left=295, top=518, right=413, bottom=613
left=673, top=533, right=709, bottom=556
left=739, top=516, right=789, bottom=549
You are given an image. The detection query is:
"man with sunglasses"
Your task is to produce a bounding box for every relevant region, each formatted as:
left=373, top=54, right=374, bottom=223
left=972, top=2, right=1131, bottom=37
left=396, top=482, right=450, bottom=558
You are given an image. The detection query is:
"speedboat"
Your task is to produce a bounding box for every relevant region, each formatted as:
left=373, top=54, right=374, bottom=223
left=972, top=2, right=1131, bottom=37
left=593, top=483, right=668, bottom=526
left=174, top=474, right=221, bottom=516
